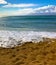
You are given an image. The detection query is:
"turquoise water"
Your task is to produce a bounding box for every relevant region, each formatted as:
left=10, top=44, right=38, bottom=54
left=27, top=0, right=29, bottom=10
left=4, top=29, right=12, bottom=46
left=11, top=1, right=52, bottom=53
left=0, top=15, right=56, bottom=31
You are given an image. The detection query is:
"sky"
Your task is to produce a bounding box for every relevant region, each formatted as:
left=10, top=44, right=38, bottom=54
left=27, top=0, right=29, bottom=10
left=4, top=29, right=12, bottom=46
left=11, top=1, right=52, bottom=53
left=0, top=0, right=56, bottom=17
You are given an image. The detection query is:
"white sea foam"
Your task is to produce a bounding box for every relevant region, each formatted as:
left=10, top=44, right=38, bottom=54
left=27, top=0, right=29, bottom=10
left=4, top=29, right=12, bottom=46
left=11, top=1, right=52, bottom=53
left=0, top=30, right=56, bottom=48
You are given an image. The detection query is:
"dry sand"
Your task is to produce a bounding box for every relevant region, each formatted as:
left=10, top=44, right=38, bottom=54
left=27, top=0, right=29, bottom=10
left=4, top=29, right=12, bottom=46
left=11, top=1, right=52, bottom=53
left=0, top=38, right=56, bottom=65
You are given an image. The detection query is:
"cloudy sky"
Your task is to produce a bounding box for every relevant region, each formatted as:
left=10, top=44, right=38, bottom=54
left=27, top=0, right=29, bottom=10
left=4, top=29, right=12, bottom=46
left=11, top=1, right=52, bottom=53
left=0, top=0, right=56, bottom=17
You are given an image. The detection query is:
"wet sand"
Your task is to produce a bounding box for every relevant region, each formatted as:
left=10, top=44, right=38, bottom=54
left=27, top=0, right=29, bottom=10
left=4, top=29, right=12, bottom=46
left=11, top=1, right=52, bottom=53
left=0, top=38, right=56, bottom=65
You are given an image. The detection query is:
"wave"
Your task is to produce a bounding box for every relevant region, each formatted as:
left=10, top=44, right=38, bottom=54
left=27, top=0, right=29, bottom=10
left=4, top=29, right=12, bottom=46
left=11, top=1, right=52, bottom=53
left=0, top=30, right=56, bottom=48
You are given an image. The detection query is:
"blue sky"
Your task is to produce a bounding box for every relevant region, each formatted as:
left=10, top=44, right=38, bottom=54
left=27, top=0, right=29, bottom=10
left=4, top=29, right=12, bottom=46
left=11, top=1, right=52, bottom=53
left=0, top=0, right=56, bottom=17
left=5, top=0, right=56, bottom=5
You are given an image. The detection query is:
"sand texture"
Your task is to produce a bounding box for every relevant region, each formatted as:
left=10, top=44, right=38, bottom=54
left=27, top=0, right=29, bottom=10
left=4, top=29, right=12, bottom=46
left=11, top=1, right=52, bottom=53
left=0, top=38, right=56, bottom=65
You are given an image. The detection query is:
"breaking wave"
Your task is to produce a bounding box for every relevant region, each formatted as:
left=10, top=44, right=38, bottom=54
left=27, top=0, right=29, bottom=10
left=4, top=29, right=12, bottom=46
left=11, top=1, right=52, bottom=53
left=0, top=30, right=56, bottom=48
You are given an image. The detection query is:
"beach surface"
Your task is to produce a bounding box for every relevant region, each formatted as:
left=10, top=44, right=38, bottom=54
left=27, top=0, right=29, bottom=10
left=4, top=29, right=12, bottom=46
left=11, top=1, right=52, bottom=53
left=0, top=38, right=56, bottom=65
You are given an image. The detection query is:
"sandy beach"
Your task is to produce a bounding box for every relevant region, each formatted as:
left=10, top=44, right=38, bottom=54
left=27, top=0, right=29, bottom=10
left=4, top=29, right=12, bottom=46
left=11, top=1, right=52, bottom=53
left=0, top=38, right=56, bottom=65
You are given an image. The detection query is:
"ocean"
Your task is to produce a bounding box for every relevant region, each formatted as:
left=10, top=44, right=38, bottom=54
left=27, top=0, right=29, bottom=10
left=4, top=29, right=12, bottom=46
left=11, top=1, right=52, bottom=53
left=0, top=15, right=56, bottom=47
left=0, top=15, right=56, bottom=31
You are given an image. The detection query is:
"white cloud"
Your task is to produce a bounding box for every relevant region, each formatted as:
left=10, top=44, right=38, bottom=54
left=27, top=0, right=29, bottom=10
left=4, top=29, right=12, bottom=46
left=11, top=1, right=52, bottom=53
left=0, top=8, right=34, bottom=17
left=34, top=5, right=56, bottom=14
left=0, top=0, right=7, bottom=4
left=35, top=5, right=54, bottom=10
left=0, top=5, right=56, bottom=17
left=13, top=8, right=34, bottom=15
left=3, top=3, right=36, bottom=8
left=15, top=5, right=56, bottom=15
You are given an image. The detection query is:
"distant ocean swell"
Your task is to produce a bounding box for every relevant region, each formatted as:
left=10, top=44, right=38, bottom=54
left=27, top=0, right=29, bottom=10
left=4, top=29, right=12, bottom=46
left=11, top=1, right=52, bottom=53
left=0, top=15, right=56, bottom=31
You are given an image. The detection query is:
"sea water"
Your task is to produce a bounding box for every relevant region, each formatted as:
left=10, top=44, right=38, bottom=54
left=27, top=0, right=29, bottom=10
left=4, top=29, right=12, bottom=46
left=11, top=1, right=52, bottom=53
left=0, top=15, right=56, bottom=47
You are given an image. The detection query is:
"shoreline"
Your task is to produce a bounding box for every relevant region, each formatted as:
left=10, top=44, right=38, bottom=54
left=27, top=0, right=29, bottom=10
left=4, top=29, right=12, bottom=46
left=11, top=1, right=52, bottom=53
left=0, top=30, right=56, bottom=48
left=0, top=37, right=56, bottom=48
left=0, top=38, right=56, bottom=65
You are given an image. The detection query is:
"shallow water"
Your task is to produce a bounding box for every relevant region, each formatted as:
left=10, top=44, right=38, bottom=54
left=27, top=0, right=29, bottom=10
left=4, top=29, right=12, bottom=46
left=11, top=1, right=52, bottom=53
left=0, top=30, right=56, bottom=47
left=0, top=15, right=56, bottom=47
